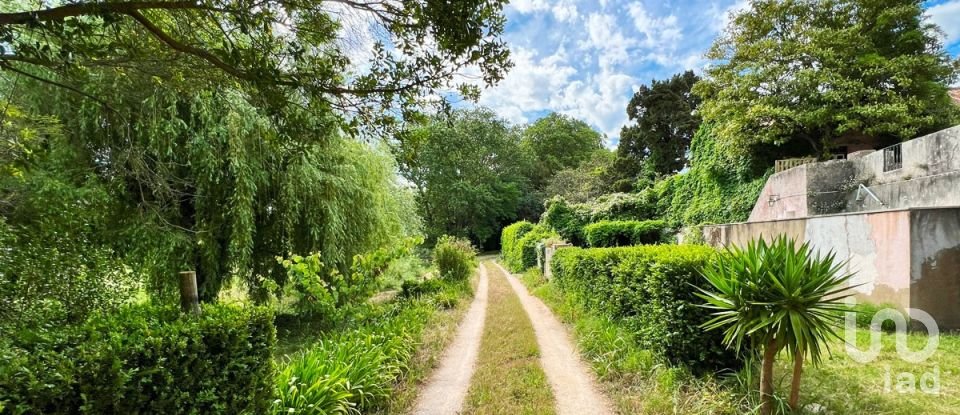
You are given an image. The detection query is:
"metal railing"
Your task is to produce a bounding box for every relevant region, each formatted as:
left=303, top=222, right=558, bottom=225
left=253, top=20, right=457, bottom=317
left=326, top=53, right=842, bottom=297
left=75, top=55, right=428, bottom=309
left=774, top=157, right=816, bottom=173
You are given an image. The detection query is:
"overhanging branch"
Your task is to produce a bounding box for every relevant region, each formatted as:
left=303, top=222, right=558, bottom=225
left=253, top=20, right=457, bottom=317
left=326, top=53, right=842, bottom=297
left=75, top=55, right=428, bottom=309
left=0, top=1, right=202, bottom=25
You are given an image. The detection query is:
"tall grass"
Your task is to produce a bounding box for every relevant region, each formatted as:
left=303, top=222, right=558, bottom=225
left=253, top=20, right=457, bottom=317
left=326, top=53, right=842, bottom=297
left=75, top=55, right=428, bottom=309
left=272, top=278, right=471, bottom=414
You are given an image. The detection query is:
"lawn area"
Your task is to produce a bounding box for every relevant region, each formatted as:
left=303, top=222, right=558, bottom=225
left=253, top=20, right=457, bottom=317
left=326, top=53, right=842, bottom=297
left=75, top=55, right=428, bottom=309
left=519, top=268, right=960, bottom=415
left=464, top=261, right=556, bottom=414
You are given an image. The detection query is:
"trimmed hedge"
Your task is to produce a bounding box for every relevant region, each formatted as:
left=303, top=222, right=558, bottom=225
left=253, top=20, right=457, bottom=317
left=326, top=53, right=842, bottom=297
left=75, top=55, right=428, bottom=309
left=583, top=220, right=668, bottom=247
left=501, top=222, right=558, bottom=272
left=501, top=221, right=535, bottom=271
left=551, top=245, right=738, bottom=372
left=0, top=304, right=275, bottom=414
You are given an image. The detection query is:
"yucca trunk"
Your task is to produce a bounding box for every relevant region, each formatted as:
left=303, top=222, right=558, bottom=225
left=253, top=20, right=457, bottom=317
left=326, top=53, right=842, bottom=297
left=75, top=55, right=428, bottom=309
left=789, top=348, right=804, bottom=411
left=760, top=339, right=778, bottom=415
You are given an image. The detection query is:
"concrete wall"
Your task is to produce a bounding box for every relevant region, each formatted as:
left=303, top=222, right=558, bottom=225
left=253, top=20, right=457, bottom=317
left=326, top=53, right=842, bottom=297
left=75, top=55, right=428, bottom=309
left=706, top=210, right=912, bottom=309
left=748, top=166, right=809, bottom=222
left=910, top=209, right=960, bottom=329
left=704, top=207, right=960, bottom=329
left=748, top=125, right=960, bottom=221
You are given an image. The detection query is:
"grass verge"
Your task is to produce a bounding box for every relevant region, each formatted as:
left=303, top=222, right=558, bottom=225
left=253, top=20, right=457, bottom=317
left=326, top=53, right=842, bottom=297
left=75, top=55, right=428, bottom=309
left=519, top=267, right=960, bottom=415
left=463, top=261, right=555, bottom=414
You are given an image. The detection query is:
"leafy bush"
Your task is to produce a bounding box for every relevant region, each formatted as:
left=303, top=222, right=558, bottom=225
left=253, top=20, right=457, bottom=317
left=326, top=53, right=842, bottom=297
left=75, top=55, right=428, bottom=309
left=500, top=221, right=535, bottom=271
left=542, top=198, right=588, bottom=246
left=400, top=278, right=445, bottom=298
left=550, top=245, right=737, bottom=372
left=0, top=304, right=275, bottom=414
left=276, top=238, right=420, bottom=317
left=584, top=220, right=668, bottom=247
left=433, top=235, right=477, bottom=281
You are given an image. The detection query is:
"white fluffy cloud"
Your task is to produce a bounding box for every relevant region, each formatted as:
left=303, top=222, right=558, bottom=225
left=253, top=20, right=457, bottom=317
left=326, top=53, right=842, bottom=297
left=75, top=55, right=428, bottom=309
left=929, top=1, right=960, bottom=45
left=626, top=2, right=682, bottom=48
left=476, top=47, right=578, bottom=124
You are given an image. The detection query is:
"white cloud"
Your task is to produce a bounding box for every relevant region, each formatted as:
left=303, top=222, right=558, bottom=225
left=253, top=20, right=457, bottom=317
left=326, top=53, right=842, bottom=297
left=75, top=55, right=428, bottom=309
left=510, top=0, right=551, bottom=14
left=476, top=47, right=578, bottom=124
left=554, top=71, right=636, bottom=142
left=626, top=2, right=682, bottom=48
left=584, top=13, right=634, bottom=70
left=709, top=0, right=749, bottom=32
left=929, top=1, right=960, bottom=45
left=552, top=0, right=580, bottom=22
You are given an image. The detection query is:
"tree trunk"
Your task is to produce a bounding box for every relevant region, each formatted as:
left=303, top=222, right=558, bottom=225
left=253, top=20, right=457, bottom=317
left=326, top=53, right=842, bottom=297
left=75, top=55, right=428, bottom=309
left=760, top=338, right=778, bottom=415
left=789, top=348, right=804, bottom=412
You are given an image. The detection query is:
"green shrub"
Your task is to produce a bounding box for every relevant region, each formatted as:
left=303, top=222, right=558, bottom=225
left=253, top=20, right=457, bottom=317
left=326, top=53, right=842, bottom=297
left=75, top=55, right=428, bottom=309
left=550, top=245, right=737, bottom=372
left=583, top=220, right=668, bottom=247
left=433, top=235, right=477, bottom=281
left=0, top=304, right=275, bottom=414
left=501, top=221, right=535, bottom=271
left=276, top=238, right=420, bottom=318
left=400, top=278, right=445, bottom=298
left=852, top=302, right=900, bottom=332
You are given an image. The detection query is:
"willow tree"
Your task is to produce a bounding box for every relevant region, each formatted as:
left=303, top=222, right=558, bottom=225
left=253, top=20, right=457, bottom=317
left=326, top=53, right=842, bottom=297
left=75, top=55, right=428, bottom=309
left=695, top=0, right=960, bottom=156
left=8, top=76, right=416, bottom=302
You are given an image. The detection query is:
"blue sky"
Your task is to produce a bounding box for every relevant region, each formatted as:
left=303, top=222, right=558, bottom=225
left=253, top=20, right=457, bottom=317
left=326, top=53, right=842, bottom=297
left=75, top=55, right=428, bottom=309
left=471, top=0, right=960, bottom=146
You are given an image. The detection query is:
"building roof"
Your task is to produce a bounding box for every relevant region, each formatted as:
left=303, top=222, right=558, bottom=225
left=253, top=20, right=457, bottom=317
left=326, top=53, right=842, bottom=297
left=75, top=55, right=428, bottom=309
left=950, top=89, right=960, bottom=106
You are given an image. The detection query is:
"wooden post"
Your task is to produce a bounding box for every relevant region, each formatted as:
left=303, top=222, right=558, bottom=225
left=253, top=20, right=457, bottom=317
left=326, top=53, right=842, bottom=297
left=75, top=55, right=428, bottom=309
left=179, top=271, right=200, bottom=314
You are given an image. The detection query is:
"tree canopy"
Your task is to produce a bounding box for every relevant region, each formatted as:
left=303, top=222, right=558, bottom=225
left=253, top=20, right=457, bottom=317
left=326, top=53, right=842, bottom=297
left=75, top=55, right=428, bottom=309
left=521, top=112, right=604, bottom=188
left=395, top=108, right=531, bottom=248
left=695, top=0, right=960, bottom=155
left=0, top=0, right=512, bottom=131
left=616, top=70, right=701, bottom=178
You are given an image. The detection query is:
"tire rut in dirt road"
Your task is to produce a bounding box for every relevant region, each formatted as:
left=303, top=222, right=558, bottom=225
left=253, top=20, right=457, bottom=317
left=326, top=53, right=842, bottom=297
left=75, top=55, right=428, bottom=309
left=411, top=263, right=489, bottom=415
left=495, top=261, right=615, bottom=415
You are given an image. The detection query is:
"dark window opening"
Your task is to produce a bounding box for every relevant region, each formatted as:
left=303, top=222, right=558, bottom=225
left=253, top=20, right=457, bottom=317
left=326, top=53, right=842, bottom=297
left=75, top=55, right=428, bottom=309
left=883, top=143, right=902, bottom=172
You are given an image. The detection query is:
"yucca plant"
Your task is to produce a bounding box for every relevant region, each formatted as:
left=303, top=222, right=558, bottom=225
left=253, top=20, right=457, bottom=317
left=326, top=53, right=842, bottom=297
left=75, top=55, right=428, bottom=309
left=698, top=235, right=856, bottom=414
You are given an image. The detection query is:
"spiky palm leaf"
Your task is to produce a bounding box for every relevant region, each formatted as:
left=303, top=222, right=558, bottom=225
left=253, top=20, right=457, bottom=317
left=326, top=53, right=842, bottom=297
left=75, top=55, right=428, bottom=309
left=698, top=235, right=857, bottom=363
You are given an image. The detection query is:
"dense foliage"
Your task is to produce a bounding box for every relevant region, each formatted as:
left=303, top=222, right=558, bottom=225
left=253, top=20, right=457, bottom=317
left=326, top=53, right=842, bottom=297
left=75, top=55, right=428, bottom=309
left=275, top=238, right=419, bottom=318
left=696, top=0, right=960, bottom=156
left=541, top=193, right=657, bottom=246
left=521, top=112, right=604, bottom=188
left=583, top=220, right=667, bottom=247
left=396, top=108, right=534, bottom=248
left=551, top=245, right=738, bottom=372
left=433, top=235, right=478, bottom=282
left=500, top=221, right=536, bottom=271
left=0, top=304, right=275, bottom=414
left=616, top=71, right=701, bottom=179
left=0, top=0, right=513, bottom=131
left=645, top=124, right=770, bottom=229
left=543, top=150, right=618, bottom=203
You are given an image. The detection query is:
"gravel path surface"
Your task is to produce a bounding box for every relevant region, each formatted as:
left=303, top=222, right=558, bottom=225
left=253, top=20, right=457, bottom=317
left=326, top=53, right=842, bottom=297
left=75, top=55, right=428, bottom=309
left=495, top=262, right=615, bottom=415
left=411, top=263, right=490, bottom=415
